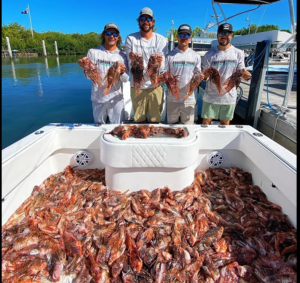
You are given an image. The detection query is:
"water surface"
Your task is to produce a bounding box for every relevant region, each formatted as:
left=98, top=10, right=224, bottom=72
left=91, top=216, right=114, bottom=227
left=2, top=55, right=94, bottom=149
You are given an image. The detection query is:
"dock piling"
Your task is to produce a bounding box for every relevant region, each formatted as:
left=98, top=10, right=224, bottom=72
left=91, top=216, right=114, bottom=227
left=5, top=37, right=13, bottom=59
left=42, top=40, right=47, bottom=57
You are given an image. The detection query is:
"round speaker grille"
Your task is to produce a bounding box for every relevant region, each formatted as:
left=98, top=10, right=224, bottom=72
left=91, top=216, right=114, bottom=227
left=207, top=151, right=224, bottom=168
left=74, top=151, right=92, bottom=166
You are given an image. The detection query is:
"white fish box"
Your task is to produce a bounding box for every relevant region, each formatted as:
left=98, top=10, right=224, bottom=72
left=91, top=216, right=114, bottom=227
left=2, top=124, right=296, bottom=229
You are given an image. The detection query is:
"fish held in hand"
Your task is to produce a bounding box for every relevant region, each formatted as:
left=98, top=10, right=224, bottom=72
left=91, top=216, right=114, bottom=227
left=184, top=71, right=203, bottom=101
left=159, top=72, right=180, bottom=100
left=147, top=53, right=161, bottom=89
left=204, top=66, right=222, bottom=94
left=222, top=68, right=251, bottom=93
left=103, top=61, right=123, bottom=95
left=78, top=57, right=103, bottom=88
left=131, top=53, right=145, bottom=96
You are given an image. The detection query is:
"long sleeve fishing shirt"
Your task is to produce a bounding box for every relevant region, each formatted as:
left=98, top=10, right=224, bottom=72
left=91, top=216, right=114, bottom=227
left=201, top=45, right=245, bottom=105
left=125, top=32, right=168, bottom=89
left=165, top=47, right=201, bottom=103
left=86, top=46, right=129, bottom=103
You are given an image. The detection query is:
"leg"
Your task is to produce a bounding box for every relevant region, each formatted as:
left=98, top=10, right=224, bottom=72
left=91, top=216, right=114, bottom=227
left=131, top=87, right=148, bottom=123
left=219, top=104, right=236, bottom=125
left=220, top=119, right=230, bottom=125
left=167, top=101, right=180, bottom=124
left=180, top=102, right=195, bottom=125
left=201, top=101, right=220, bottom=125
left=148, top=86, right=164, bottom=123
left=202, top=118, right=213, bottom=125
left=107, top=98, right=125, bottom=124
left=92, top=101, right=107, bottom=124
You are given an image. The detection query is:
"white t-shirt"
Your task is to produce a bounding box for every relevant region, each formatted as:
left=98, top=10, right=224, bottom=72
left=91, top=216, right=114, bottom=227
left=86, top=46, right=129, bottom=103
left=201, top=45, right=245, bottom=105
left=165, top=47, right=201, bottom=103
left=125, top=32, right=168, bottom=89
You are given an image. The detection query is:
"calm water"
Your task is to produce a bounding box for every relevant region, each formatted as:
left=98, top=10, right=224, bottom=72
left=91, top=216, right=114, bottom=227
left=2, top=55, right=94, bottom=149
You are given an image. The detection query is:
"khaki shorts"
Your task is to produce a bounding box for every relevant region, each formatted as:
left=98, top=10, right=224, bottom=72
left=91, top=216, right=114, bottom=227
left=201, top=101, right=236, bottom=121
left=167, top=101, right=195, bottom=125
left=131, top=86, right=164, bottom=123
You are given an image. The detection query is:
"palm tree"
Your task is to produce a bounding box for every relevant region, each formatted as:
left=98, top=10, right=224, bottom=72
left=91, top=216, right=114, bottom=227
left=166, top=29, right=177, bottom=41
left=191, top=26, right=202, bottom=49
left=153, top=27, right=158, bottom=32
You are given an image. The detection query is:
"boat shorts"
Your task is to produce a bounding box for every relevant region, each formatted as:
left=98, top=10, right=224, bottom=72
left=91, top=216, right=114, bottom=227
left=130, top=86, right=164, bottom=123
left=201, top=101, right=236, bottom=121
left=167, top=101, right=195, bottom=125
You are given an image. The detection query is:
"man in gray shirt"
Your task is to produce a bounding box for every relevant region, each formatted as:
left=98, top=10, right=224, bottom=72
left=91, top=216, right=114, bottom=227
left=125, top=7, right=168, bottom=124
left=85, top=23, right=129, bottom=124
left=201, top=23, right=251, bottom=125
left=164, top=24, right=204, bottom=124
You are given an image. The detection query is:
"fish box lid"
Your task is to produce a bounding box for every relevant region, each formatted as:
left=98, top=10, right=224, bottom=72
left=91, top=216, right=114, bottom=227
left=100, top=125, right=199, bottom=168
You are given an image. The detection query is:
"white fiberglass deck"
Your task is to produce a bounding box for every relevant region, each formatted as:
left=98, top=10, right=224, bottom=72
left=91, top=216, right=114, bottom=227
left=2, top=124, right=297, bottom=228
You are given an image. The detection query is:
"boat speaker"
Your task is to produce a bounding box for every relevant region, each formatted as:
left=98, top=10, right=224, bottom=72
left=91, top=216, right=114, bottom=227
left=74, top=150, right=92, bottom=166
left=207, top=151, right=224, bottom=168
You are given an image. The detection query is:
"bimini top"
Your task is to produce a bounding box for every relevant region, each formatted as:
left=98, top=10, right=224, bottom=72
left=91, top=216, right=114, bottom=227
left=214, top=0, right=282, bottom=4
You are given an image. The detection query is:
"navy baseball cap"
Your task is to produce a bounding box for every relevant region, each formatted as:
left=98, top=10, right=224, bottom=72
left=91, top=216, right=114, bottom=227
left=178, top=24, right=192, bottom=35
left=217, top=23, right=233, bottom=33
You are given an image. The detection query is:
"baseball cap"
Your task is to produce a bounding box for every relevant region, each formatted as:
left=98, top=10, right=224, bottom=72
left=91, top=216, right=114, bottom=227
left=217, top=23, right=233, bottom=33
left=104, top=22, right=120, bottom=33
left=178, top=24, right=192, bottom=35
left=139, top=7, right=153, bottom=17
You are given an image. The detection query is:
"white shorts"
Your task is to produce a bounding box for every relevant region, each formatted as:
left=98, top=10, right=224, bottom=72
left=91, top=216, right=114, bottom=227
left=92, top=99, right=125, bottom=124
left=167, top=101, right=195, bottom=125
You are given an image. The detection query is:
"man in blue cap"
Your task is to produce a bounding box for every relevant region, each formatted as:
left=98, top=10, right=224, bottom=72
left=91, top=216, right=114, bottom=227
left=125, top=7, right=168, bottom=124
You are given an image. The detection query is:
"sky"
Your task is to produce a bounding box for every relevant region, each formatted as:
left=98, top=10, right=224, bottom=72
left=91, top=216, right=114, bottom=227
left=2, top=0, right=297, bottom=41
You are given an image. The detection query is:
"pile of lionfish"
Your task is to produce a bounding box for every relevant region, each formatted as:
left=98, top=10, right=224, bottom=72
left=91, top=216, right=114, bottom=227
left=78, top=57, right=125, bottom=95
left=2, top=166, right=296, bottom=282
left=107, top=125, right=187, bottom=140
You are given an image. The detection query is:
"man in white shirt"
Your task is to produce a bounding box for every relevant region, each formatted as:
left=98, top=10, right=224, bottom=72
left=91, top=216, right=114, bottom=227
left=125, top=7, right=168, bottom=123
left=164, top=24, right=204, bottom=124
left=85, top=23, right=129, bottom=124
left=201, top=23, right=251, bottom=125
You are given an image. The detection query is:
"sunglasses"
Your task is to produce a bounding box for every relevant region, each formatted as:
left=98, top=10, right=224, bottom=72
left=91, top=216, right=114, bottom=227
left=218, top=31, right=232, bottom=36
left=178, top=33, right=191, bottom=39
left=105, top=30, right=119, bottom=37
left=139, top=16, right=153, bottom=22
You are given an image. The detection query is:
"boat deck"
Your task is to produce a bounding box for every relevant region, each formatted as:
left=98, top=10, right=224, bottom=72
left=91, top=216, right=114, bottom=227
left=235, top=72, right=297, bottom=154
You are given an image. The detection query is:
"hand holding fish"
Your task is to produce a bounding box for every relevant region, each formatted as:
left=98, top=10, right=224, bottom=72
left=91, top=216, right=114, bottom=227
left=184, top=71, right=204, bottom=101
left=78, top=57, right=103, bottom=88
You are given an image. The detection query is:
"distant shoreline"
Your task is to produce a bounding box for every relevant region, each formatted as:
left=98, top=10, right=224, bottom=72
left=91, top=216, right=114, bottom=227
left=2, top=53, right=85, bottom=57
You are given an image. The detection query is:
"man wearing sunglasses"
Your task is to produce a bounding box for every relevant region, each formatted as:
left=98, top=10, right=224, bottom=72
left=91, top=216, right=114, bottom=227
left=125, top=7, right=168, bottom=124
left=85, top=23, right=129, bottom=125
left=164, top=24, right=204, bottom=125
left=201, top=23, right=251, bottom=125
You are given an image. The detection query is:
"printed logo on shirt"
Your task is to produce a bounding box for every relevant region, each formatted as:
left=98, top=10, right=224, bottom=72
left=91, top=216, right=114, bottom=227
left=211, top=60, right=237, bottom=67
left=134, top=44, right=154, bottom=50
left=97, top=59, right=115, bottom=66
left=173, top=61, right=195, bottom=67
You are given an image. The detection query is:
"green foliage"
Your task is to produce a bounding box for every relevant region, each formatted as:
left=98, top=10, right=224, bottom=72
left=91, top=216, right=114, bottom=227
left=280, top=29, right=291, bottom=33
left=233, top=24, right=280, bottom=36
left=2, top=22, right=101, bottom=54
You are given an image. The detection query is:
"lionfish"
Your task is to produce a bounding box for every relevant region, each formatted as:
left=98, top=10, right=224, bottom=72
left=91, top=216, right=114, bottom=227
left=78, top=57, right=103, bottom=87
left=131, top=53, right=145, bottom=96
left=103, top=61, right=122, bottom=95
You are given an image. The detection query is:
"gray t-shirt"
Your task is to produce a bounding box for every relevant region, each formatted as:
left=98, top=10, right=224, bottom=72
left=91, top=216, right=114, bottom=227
left=125, top=32, right=168, bottom=89
left=165, top=47, right=201, bottom=103
left=201, top=45, right=245, bottom=105
left=87, top=46, right=129, bottom=103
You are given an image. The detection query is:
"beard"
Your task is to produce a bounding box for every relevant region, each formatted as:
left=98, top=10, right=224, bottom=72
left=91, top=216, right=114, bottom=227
left=219, top=39, right=230, bottom=46
left=140, top=24, right=152, bottom=32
